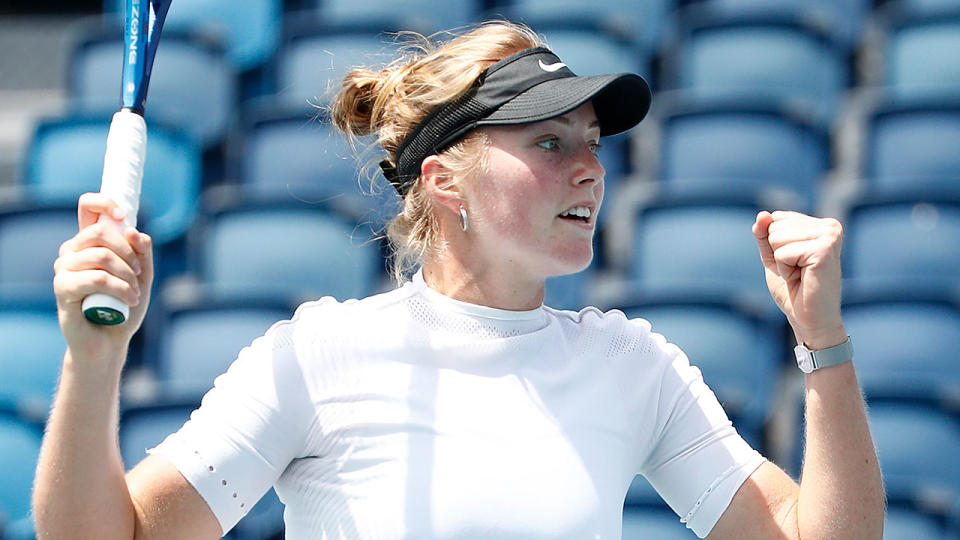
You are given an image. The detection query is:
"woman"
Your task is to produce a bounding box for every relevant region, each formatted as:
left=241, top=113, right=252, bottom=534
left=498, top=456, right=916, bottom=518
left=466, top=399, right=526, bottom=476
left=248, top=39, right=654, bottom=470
left=34, top=20, right=884, bottom=539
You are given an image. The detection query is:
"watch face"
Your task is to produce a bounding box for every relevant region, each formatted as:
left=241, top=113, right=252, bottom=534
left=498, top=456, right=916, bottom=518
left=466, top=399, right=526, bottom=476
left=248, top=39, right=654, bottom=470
left=795, top=346, right=814, bottom=373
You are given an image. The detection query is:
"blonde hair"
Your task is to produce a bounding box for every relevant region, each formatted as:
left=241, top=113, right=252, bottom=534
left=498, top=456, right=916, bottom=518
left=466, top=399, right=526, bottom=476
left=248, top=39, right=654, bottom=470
left=330, top=20, right=545, bottom=283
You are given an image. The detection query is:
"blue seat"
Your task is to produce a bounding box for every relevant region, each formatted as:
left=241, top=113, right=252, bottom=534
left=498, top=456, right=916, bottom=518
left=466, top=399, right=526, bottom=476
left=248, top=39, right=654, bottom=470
left=119, top=401, right=285, bottom=538
left=622, top=506, right=697, bottom=539
left=885, top=10, right=960, bottom=100
left=0, top=305, right=64, bottom=420
left=23, top=115, right=202, bottom=245
left=893, top=0, right=960, bottom=14
left=627, top=196, right=771, bottom=306
left=0, top=204, right=76, bottom=303
left=193, top=199, right=383, bottom=304
left=884, top=504, right=954, bottom=540
left=232, top=105, right=400, bottom=225
left=314, top=0, right=476, bottom=34
left=863, top=98, right=960, bottom=194
left=843, top=194, right=960, bottom=288
left=612, top=295, right=782, bottom=450
left=67, top=25, right=235, bottom=146
left=148, top=299, right=293, bottom=401
left=0, top=411, right=43, bottom=526
left=273, top=24, right=394, bottom=107
left=868, top=402, right=960, bottom=515
left=119, top=401, right=196, bottom=467
left=498, top=0, right=672, bottom=51
left=103, top=0, right=282, bottom=71
left=841, top=289, right=960, bottom=409
left=656, top=99, right=828, bottom=210
left=696, top=0, right=871, bottom=49
left=667, top=12, right=847, bottom=125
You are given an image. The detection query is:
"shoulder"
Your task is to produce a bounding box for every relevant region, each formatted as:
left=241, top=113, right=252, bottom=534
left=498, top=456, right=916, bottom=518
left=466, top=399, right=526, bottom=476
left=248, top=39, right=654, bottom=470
left=275, top=283, right=415, bottom=342
left=543, top=305, right=683, bottom=364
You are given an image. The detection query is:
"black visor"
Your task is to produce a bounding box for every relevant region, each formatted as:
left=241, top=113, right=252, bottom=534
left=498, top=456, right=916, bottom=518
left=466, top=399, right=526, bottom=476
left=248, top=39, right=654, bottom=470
left=381, top=47, right=652, bottom=196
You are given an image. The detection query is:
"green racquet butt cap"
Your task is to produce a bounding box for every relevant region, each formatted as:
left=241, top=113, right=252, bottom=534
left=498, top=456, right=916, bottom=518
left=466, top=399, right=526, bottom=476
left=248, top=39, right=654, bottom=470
left=84, top=306, right=126, bottom=325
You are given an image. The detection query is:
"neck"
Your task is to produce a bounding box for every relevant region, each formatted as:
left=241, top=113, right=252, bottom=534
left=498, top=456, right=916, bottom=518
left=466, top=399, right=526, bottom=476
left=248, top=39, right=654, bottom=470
left=421, top=252, right=545, bottom=311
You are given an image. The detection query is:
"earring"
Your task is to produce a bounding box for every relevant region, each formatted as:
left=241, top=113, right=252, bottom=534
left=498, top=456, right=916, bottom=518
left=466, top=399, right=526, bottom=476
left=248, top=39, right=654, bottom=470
left=459, top=204, right=469, bottom=232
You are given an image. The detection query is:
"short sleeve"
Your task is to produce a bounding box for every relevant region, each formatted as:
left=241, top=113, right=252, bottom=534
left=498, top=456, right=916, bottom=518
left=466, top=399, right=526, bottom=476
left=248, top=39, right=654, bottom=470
left=638, top=340, right=766, bottom=538
left=148, top=320, right=316, bottom=534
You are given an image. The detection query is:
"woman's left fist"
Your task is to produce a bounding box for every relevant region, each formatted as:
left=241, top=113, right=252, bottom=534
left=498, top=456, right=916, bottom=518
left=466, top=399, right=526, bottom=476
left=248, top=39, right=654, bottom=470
left=752, top=210, right=847, bottom=349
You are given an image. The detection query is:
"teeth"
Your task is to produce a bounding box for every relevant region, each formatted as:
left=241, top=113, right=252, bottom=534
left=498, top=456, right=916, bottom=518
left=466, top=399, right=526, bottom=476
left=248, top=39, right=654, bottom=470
left=560, top=206, right=591, bottom=218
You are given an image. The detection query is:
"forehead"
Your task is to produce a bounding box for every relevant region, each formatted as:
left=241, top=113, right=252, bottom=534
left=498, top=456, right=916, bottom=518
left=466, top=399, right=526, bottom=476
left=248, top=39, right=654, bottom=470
left=488, top=102, right=601, bottom=136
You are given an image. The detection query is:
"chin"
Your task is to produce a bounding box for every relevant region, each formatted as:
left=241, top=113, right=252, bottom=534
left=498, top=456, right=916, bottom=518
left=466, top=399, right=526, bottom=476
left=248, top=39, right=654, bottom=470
left=548, top=249, right=594, bottom=276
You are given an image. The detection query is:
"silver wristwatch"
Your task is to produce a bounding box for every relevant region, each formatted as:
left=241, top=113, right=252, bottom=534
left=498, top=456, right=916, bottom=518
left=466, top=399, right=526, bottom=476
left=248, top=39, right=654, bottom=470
left=794, top=337, right=853, bottom=374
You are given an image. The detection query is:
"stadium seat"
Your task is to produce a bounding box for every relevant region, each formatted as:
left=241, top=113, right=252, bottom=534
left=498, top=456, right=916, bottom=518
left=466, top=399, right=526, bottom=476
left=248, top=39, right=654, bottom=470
left=843, top=194, right=960, bottom=288
left=665, top=12, right=848, bottom=126
left=231, top=105, right=400, bottom=225
left=498, top=0, right=672, bottom=51
left=840, top=288, right=960, bottom=410
left=624, top=195, right=772, bottom=306
left=883, top=504, right=954, bottom=540
left=0, top=203, right=76, bottom=303
left=0, top=410, right=43, bottom=527
left=147, top=298, right=293, bottom=401
left=863, top=98, right=960, bottom=194
left=103, top=0, right=282, bottom=71
left=655, top=99, right=828, bottom=210
left=119, top=401, right=196, bottom=467
left=868, top=402, right=960, bottom=516
left=0, top=305, right=64, bottom=419
left=191, top=198, right=383, bottom=304
left=611, top=294, right=783, bottom=449
left=23, top=114, right=202, bottom=245
left=694, top=0, right=871, bottom=50
left=273, top=23, right=396, bottom=107
left=622, top=506, right=697, bottom=539
left=67, top=26, right=236, bottom=147
left=313, top=0, right=477, bottom=34
left=884, top=10, right=960, bottom=100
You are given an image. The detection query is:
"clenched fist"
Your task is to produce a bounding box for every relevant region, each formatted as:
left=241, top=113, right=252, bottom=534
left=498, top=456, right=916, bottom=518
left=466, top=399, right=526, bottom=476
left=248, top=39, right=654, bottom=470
left=752, top=211, right=847, bottom=350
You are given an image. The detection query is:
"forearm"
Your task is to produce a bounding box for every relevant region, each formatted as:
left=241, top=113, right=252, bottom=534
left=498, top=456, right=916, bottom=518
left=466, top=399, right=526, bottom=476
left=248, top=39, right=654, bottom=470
left=797, top=350, right=885, bottom=539
left=33, top=348, right=137, bottom=540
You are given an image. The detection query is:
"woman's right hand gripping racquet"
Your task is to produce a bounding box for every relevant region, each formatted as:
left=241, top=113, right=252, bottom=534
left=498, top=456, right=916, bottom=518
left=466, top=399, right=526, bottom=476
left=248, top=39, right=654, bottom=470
left=81, top=0, right=171, bottom=325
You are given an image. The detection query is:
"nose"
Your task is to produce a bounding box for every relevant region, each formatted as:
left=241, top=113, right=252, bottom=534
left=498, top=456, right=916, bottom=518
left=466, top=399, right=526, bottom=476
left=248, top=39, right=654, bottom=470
left=572, top=143, right=605, bottom=187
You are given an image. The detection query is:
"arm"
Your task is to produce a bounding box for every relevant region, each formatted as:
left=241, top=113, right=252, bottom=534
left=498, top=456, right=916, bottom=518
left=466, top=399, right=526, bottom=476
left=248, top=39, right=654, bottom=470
left=708, top=211, right=885, bottom=539
left=33, top=193, right=220, bottom=540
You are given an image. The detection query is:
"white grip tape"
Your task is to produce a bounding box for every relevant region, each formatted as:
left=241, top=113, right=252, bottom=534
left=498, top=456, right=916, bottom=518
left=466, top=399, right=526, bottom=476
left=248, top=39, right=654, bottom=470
left=81, top=110, right=146, bottom=324
left=100, top=109, right=146, bottom=228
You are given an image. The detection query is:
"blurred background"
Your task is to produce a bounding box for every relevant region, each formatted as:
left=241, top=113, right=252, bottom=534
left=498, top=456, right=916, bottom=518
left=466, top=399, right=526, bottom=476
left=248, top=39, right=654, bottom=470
left=2, top=0, right=960, bottom=538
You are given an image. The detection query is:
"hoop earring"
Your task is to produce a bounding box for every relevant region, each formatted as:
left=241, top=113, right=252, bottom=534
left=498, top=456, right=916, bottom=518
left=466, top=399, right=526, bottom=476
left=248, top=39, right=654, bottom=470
left=459, top=204, right=469, bottom=232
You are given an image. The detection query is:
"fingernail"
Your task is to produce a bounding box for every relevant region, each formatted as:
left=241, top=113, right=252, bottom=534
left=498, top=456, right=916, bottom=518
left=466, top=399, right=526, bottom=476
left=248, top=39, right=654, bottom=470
left=112, top=208, right=125, bottom=221
left=133, top=260, right=142, bottom=275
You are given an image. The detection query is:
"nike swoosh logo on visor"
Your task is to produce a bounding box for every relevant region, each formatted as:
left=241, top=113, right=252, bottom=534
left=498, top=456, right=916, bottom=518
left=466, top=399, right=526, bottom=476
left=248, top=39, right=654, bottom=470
left=538, top=59, right=568, bottom=72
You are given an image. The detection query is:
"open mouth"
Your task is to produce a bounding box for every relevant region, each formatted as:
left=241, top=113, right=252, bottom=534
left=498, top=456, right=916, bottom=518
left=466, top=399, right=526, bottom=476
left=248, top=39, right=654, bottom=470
left=558, top=206, right=592, bottom=223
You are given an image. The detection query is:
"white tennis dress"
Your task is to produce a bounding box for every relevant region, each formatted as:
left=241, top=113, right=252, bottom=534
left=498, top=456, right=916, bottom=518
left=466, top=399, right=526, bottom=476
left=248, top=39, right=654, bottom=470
left=150, top=270, right=764, bottom=539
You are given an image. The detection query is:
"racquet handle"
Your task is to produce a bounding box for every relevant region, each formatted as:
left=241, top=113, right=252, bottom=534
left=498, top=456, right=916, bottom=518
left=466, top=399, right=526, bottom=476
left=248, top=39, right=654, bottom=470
left=82, top=109, right=146, bottom=325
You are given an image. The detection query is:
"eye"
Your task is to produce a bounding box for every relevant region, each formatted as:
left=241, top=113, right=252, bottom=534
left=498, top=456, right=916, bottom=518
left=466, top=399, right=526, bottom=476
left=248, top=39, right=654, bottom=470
left=588, top=141, right=603, bottom=155
left=537, top=137, right=559, bottom=151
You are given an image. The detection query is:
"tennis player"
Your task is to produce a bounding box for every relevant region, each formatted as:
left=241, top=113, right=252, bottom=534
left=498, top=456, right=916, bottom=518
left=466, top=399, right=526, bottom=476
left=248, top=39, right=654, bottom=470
left=35, top=20, right=884, bottom=539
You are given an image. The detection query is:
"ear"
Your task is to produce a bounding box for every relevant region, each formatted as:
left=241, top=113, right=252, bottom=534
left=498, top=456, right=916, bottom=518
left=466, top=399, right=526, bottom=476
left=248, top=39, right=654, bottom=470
left=420, top=154, right=463, bottom=216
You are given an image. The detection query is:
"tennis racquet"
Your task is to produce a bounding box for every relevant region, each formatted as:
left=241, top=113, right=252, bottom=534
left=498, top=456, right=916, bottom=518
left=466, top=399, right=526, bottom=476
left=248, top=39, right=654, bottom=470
left=82, top=0, right=172, bottom=325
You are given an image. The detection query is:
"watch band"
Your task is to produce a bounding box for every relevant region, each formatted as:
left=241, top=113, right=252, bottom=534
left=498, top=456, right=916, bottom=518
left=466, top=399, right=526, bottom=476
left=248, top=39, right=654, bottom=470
left=794, top=337, right=853, bottom=374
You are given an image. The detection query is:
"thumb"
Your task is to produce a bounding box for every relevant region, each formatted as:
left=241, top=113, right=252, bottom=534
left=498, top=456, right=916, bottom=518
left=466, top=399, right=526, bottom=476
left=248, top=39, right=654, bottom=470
left=752, top=211, right=777, bottom=272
